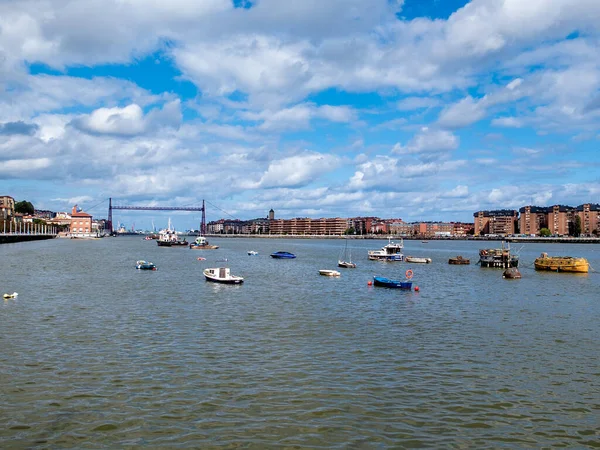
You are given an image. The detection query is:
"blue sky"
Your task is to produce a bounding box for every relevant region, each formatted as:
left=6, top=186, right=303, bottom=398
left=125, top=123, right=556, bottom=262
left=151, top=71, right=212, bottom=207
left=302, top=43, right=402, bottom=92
left=1, top=0, right=599, bottom=230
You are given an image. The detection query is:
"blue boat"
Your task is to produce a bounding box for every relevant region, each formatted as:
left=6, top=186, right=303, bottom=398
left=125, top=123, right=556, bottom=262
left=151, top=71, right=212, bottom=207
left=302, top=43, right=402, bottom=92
left=373, top=276, right=412, bottom=289
left=270, top=251, right=296, bottom=259
left=136, top=260, right=157, bottom=270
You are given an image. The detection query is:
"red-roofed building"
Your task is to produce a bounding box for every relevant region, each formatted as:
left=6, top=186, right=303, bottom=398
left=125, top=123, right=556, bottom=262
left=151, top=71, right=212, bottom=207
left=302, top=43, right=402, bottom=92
left=69, top=205, right=93, bottom=236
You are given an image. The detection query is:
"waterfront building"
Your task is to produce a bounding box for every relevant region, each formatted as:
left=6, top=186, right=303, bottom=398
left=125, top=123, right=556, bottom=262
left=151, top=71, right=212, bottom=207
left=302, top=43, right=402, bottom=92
left=473, top=210, right=518, bottom=236
left=547, top=205, right=577, bottom=236
left=1, top=195, right=15, bottom=220
left=577, top=203, right=600, bottom=236
left=69, top=205, right=93, bottom=237
left=268, top=216, right=349, bottom=235
left=519, top=206, right=548, bottom=236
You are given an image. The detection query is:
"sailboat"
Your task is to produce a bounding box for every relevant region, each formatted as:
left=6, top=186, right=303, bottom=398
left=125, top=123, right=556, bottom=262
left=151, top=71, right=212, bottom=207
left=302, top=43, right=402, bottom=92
left=338, top=238, right=356, bottom=268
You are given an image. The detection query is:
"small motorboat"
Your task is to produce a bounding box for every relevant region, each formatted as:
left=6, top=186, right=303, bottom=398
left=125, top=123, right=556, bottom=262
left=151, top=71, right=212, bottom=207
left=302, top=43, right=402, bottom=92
left=372, top=276, right=412, bottom=290
left=319, top=269, right=341, bottom=277
left=270, top=251, right=296, bottom=259
left=3, top=292, right=18, bottom=299
left=247, top=250, right=258, bottom=256
left=136, top=260, right=157, bottom=270
left=404, top=256, right=432, bottom=264
left=368, top=237, right=404, bottom=261
left=449, top=256, right=470, bottom=265
left=203, top=267, right=244, bottom=284
left=190, top=235, right=219, bottom=250
left=338, top=260, right=357, bottom=268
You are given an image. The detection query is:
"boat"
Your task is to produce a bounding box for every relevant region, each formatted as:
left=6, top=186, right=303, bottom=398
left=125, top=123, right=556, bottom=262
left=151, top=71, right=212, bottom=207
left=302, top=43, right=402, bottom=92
left=248, top=250, right=258, bottom=256
left=421, top=240, right=429, bottom=243
left=189, top=235, right=219, bottom=250
left=449, top=256, right=470, bottom=265
left=478, top=242, right=518, bottom=268
left=338, top=239, right=356, bottom=268
left=368, top=237, right=404, bottom=261
left=156, top=219, right=188, bottom=247
left=404, top=256, right=432, bottom=264
left=203, top=267, right=244, bottom=284
left=270, top=251, right=296, bottom=259
left=534, top=253, right=589, bottom=273
left=136, top=260, right=157, bottom=270
left=319, top=269, right=341, bottom=277
left=3, top=292, right=18, bottom=299
left=197, top=257, right=206, bottom=261
left=372, top=276, right=412, bottom=290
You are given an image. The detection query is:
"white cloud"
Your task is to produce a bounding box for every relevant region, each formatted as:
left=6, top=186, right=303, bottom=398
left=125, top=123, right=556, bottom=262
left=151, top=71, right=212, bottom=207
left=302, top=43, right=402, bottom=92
left=254, top=152, right=340, bottom=188
left=72, top=101, right=182, bottom=136
left=392, top=127, right=459, bottom=161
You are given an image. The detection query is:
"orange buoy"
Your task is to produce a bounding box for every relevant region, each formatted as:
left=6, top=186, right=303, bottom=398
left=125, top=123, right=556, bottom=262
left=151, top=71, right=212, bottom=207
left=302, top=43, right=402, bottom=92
left=414, top=286, right=419, bottom=292
left=405, top=269, right=414, bottom=280
left=367, top=280, right=373, bottom=286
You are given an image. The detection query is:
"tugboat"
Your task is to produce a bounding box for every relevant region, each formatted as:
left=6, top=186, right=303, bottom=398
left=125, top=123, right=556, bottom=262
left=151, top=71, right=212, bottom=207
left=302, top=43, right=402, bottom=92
left=478, top=241, right=518, bottom=268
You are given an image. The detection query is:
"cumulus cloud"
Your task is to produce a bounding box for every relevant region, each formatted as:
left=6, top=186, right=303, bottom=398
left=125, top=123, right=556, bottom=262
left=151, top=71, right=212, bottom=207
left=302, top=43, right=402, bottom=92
left=392, top=127, right=459, bottom=161
left=253, top=152, right=339, bottom=188
left=71, top=100, right=182, bottom=136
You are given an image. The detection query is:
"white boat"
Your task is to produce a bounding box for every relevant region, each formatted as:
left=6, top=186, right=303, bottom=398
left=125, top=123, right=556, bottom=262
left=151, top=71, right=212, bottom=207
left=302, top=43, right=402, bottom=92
left=203, top=267, right=244, bottom=284
left=368, top=237, right=404, bottom=261
left=247, top=250, right=258, bottom=256
left=338, top=239, right=356, bottom=268
left=157, top=218, right=188, bottom=247
left=404, top=256, right=432, bottom=264
left=319, top=269, right=341, bottom=277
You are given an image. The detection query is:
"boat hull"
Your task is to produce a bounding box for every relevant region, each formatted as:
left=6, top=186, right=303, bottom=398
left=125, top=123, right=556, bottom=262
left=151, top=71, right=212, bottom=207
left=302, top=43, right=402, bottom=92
left=203, top=268, right=244, bottom=284
left=190, top=244, right=219, bottom=249
left=319, top=270, right=341, bottom=277
left=338, top=260, right=356, bottom=268
left=449, top=256, right=470, bottom=265
left=373, top=277, right=412, bottom=289
left=270, top=252, right=296, bottom=259
left=534, top=257, right=589, bottom=273
left=368, top=254, right=403, bottom=261
left=405, top=256, right=431, bottom=263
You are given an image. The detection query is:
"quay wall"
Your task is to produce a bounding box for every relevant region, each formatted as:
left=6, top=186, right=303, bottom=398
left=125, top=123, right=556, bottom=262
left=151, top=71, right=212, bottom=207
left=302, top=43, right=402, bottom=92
left=0, top=235, right=57, bottom=245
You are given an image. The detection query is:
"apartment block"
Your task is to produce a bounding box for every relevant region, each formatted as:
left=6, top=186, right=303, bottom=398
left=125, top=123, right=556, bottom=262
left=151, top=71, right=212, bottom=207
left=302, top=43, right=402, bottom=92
left=519, top=206, right=548, bottom=236
left=473, top=210, right=518, bottom=236
left=577, top=203, right=600, bottom=236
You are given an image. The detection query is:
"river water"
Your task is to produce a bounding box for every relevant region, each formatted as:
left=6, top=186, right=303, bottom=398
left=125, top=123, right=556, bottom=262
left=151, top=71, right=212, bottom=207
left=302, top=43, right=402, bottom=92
left=1, top=237, right=599, bottom=448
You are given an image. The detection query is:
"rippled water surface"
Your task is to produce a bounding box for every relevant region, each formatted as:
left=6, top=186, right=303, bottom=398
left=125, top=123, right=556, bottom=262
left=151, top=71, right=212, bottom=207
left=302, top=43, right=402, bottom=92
left=1, top=237, right=599, bottom=448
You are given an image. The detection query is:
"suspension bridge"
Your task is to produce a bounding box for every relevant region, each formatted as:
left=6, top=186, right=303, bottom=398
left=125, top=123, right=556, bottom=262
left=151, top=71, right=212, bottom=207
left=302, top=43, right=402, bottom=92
left=108, top=198, right=207, bottom=234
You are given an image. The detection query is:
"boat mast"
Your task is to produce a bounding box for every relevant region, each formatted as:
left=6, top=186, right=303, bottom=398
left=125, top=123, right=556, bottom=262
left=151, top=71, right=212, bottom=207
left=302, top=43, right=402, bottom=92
left=201, top=199, right=206, bottom=236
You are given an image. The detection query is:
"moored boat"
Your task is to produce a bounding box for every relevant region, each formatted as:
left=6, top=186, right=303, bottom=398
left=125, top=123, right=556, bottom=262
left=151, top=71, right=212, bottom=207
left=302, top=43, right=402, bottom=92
left=319, top=269, right=341, bottom=277
left=189, top=235, right=219, bottom=249
left=270, top=251, right=296, bottom=259
left=449, top=256, right=470, bottom=265
left=405, top=256, right=432, bottom=264
left=338, top=239, right=356, bottom=268
left=248, top=250, right=258, bottom=256
left=534, top=253, right=589, bottom=273
left=157, top=219, right=188, bottom=247
left=368, top=237, right=404, bottom=261
left=372, top=276, right=412, bottom=290
left=136, top=260, right=157, bottom=270
left=203, top=267, right=244, bottom=284
left=478, top=242, right=518, bottom=268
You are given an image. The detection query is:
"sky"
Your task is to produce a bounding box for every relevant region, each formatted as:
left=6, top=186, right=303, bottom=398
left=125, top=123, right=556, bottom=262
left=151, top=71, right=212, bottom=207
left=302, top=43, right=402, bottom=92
left=1, top=0, right=599, bottom=231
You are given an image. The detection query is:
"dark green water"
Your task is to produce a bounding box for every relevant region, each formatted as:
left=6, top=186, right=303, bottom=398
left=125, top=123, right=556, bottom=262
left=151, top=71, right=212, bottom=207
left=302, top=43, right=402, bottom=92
left=1, top=237, right=599, bottom=448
